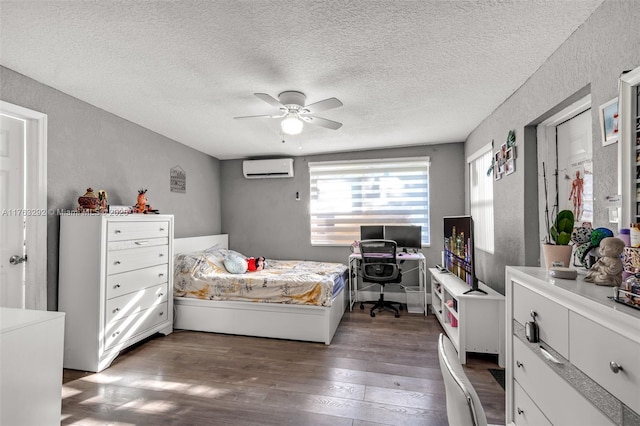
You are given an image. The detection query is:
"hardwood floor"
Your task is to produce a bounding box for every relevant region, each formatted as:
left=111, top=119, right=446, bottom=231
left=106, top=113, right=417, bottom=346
left=62, top=308, right=505, bottom=425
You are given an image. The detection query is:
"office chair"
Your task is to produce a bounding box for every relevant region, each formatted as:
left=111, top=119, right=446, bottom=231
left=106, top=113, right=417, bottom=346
left=358, top=239, right=403, bottom=317
left=438, top=333, right=489, bottom=426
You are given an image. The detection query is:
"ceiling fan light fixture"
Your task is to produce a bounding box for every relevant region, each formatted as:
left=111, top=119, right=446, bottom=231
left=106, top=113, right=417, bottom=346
left=281, top=114, right=303, bottom=135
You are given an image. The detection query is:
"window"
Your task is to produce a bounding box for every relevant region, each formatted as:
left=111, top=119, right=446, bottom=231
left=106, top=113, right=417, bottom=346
left=309, top=157, right=430, bottom=246
left=468, top=145, right=494, bottom=253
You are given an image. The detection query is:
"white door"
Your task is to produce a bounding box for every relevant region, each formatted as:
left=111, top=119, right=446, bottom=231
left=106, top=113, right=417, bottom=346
left=0, top=114, right=25, bottom=307
left=0, top=101, right=47, bottom=310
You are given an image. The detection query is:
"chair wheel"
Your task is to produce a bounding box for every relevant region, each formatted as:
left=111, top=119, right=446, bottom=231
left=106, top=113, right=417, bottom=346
left=360, top=303, right=364, bottom=310
left=395, top=313, right=400, bottom=318
left=370, top=311, right=376, bottom=317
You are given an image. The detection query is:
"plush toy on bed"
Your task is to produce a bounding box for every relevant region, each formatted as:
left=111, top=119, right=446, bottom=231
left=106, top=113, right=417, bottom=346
left=247, top=257, right=265, bottom=272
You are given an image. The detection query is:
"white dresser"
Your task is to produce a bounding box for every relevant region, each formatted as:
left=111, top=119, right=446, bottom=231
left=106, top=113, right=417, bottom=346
left=1, top=307, right=65, bottom=426
left=505, top=266, right=640, bottom=426
left=58, top=214, right=174, bottom=372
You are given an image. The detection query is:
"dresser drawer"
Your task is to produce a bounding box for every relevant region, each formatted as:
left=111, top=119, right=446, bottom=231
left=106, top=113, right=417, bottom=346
left=107, top=245, right=168, bottom=275
left=569, top=312, right=640, bottom=413
left=105, top=283, right=168, bottom=324
left=513, top=282, right=569, bottom=357
left=108, top=237, right=168, bottom=251
left=105, top=302, right=169, bottom=350
left=513, top=337, right=614, bottom=426
left=513, top=380, right=551, bottom=426
left=106, top=264, right=168, bottom=299
left=107, top=220, right=170, bottom=242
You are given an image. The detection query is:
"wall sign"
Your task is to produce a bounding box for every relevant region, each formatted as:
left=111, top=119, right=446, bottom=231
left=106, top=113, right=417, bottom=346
left=170, top=166, right=186, bottom=193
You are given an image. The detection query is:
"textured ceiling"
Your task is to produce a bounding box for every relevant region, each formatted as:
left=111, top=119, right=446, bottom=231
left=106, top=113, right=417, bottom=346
left=0, top=0, right=604, bottom=160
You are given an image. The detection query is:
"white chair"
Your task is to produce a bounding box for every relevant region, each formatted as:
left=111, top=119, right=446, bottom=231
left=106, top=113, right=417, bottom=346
left=438, top=333, right=488, bottom=426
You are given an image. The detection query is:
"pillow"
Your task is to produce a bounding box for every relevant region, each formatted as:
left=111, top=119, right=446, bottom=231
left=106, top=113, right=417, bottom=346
left=224, top=253, right=248, bottom=274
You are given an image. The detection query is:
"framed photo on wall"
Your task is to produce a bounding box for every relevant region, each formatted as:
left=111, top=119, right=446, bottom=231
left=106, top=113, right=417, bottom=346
left=505, top=159, right=515, bottom=175
left=599, top=97, right=619, bottom=146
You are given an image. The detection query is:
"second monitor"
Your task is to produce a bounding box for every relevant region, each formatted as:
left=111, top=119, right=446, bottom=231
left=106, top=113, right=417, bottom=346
left=360, top=225, right=422, bottom=251
left=383, top=225, right=422, bottom=251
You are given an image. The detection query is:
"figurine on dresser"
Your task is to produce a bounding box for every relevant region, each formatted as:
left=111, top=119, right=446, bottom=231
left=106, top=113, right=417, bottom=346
left=584, top=237, right=625, bottom=286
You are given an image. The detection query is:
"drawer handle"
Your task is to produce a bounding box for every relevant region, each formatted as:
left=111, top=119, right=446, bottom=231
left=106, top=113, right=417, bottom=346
left=113, top=308, right=120, bottom=313
left=114, top=260, right=121, bottom=265
left=516, top=361, right=523, bottom=368
left=517, top=408, right=524, bottom=415
left=540, top=346, right=562, bottom=364
left=135, top=240, right=150, bottom=245
left=112, top=331, right=120, bottom=337
left=159, top=253, right=164, bottom=257
left=610, top=361, right=623, bottom=374
left=158, top=293, right=164, bottom=297
left=114, top=229, right=121, bottom=234
left=159, top=311, right=164, bottom=316
left=159, top=227, right=165, bottom=231
left=159, top=273, right=164, bottom=277
left=113, top=284, right=121, bottom=289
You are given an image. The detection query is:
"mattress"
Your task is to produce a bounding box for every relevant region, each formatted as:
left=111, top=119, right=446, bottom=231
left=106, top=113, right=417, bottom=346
left=174, top=246, right=347, bottom=307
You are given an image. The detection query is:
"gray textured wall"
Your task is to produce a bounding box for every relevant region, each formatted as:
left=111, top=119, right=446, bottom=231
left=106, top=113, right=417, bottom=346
left=0, top=66, right=222, bottom=310
left=465, top=0, right=640, bottom=294
left=221, top=143, right=465, bottom=290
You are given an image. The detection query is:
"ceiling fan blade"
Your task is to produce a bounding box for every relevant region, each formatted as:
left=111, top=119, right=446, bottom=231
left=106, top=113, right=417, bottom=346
left=301, top=115, right=343, bottom=130
left=233, top=114, right=283, bottom=120
left=302, top=97, right=343, bottom=114
left=254, top=93, right=285, bottom=109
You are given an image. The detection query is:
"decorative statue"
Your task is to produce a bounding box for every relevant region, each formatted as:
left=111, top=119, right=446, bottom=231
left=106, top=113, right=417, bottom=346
left=134, top=188, right=159, bottom=214
left=584, top=237, right=625, bottom=286
left=135, top=189, right=148, bottom=213
left=98, top=189, right=108, bottom=213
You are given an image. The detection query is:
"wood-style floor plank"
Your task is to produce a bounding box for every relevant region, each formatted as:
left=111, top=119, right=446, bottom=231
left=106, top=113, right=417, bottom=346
left=62, top=307, right=505, bottom=425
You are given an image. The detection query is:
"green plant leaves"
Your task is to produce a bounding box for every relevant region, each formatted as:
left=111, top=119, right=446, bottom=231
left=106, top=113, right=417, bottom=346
left=550, top=210, right=575, bottom=245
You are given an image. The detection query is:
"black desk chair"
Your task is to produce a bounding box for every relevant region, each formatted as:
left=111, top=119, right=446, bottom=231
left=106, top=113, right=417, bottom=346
left=358, top=239, right=403, bottom=317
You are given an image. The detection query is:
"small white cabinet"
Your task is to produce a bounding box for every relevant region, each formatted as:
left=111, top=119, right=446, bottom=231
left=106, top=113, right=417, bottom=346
left=0, top=307, right=65, bottom=426
left=505, top=266, right=640, bottom=426
left=58, top=214, right=174, bottom=372
left=430, top=268, right=505, bottom=367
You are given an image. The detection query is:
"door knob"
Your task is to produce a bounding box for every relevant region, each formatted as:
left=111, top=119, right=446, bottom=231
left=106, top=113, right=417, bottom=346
left=9, top=255, right=27, bottom=265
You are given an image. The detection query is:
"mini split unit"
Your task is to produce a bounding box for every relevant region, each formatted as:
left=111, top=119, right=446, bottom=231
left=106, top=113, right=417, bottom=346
left=242, top=158, right=294, bottom=179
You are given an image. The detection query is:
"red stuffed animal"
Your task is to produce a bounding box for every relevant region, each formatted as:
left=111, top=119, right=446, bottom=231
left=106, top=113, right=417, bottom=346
left=247, top=257, right=265, bottom=272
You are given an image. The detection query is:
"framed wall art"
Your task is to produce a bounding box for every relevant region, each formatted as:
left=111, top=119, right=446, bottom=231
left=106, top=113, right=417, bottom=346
left=599, top=97, right=619, bottom=146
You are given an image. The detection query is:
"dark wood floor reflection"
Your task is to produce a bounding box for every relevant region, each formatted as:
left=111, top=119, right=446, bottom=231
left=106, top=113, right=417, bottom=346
left=62, top=307, right=505, bottom=425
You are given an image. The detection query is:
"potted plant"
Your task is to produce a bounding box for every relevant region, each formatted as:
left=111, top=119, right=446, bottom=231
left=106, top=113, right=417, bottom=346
left=543, top=209, right=575, bottom=269
left=549, top=209, right=575, bottom=245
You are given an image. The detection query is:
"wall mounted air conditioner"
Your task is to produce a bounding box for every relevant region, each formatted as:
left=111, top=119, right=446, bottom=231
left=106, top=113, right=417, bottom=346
left=242, top=158, right=294, bottom=179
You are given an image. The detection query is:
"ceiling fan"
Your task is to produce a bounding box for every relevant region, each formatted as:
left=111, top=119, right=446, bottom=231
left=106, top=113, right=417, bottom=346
left=234, top=91, right=343, bottom=135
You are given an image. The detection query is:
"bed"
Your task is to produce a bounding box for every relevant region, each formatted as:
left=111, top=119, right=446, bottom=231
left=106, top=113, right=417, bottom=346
left=172, top=234, right=348, bottom=345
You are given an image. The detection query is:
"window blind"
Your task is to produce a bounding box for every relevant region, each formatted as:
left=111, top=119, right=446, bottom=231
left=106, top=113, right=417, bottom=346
left=309, top=157, right=430, bottom=246
left=468, top=148, right=494, bottom=253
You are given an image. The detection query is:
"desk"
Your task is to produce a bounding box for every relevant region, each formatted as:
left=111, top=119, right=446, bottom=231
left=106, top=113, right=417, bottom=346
left=348, top=252, right=427, bottom=315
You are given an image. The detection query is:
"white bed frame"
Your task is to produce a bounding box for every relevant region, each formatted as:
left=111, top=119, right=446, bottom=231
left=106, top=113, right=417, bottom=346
left=173, top=234, right=346, bottom=345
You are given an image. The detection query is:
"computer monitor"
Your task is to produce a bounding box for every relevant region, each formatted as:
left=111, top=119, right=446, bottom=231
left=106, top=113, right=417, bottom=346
left=360, top=225, right=384, bottom=240
left=384, top=225, right=422, bottom=251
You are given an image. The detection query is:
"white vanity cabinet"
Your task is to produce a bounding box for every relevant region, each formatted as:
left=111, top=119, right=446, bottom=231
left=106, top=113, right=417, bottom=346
left=58, top=214, right=174, bottom=372
left=505, top=267, right=640, bottom=426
